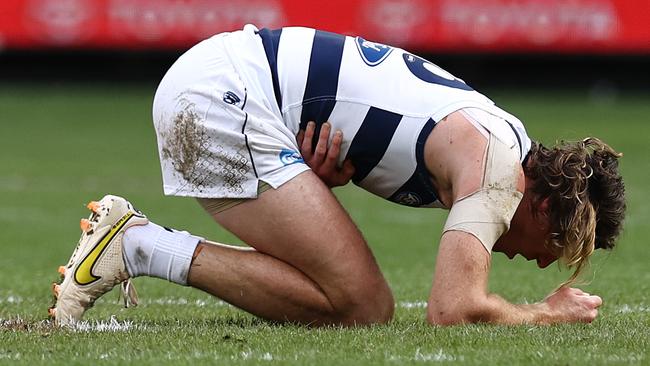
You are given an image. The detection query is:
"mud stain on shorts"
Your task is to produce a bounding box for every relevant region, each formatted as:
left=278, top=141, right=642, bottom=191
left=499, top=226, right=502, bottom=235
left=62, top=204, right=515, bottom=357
left=160, top=97, right=209, bottom=183
left=158, top=95, right=254, bottom=196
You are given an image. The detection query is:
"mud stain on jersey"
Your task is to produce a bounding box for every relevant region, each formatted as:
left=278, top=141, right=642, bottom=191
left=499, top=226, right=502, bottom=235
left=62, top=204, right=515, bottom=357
left=160, top=97, right=209, bottom=183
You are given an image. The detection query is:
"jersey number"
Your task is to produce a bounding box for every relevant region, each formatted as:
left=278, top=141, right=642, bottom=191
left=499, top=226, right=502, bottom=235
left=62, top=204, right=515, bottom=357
left=402, top=53, right=473, bottom=91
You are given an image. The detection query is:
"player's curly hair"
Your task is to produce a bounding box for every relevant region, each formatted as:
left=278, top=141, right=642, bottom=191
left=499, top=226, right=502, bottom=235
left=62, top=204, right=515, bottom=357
left=524, top=137, right=625, bottom=285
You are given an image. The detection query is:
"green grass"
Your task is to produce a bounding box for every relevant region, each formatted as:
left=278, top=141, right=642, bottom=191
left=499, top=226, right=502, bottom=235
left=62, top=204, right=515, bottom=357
left=0, top=83, right=648, bottom=365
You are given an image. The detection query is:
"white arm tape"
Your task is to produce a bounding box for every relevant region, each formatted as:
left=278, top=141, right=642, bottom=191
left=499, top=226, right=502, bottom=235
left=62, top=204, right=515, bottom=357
left=443, top=132, right=523, bottom=252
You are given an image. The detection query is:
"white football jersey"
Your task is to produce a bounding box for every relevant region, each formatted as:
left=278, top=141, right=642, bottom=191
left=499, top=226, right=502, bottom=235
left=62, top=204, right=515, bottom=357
left=255, top=26, right=531, bottom=207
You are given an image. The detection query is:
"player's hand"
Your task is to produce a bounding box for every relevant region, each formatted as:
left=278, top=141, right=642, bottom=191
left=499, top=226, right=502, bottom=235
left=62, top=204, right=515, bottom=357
left=542, top=287, right=602, bottom=323
left=296, top=121, right=355, bottom=187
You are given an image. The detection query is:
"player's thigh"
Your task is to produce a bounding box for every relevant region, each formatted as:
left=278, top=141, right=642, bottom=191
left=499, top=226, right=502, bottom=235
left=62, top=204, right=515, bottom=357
left=212, top=171, right=389, bottom=307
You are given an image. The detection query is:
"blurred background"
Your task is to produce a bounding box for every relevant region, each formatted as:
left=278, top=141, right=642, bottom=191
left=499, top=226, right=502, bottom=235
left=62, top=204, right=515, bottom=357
left=1, top=0, right=649, bottom=90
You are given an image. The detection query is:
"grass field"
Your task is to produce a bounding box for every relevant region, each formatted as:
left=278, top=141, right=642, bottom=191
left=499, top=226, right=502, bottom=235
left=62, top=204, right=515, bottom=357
left=0, top=83, right=648, bottom=365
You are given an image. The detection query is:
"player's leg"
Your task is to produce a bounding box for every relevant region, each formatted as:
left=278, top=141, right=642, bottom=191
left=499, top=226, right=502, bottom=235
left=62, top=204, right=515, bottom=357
left=50, top=26, right=391, bottom=326
left=141, top=27, right=392, bottom=324
left=186, top=170, right=394, bottom=325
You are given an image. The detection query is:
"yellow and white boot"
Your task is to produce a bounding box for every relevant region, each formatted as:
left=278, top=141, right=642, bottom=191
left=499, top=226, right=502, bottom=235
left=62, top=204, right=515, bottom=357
left=50, top=195, right=148, bottom=326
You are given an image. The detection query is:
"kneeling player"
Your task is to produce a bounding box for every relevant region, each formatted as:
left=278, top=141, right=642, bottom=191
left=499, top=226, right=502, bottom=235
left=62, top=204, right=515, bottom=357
left=50, top=25, right=625, bottom=326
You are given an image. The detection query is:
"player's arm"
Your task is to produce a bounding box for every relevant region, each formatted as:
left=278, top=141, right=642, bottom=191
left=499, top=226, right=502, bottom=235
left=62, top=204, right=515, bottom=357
left=427, top=111, right=601, bottom=325
left=296, top=121, right=355, bottom=187
left=428, top=231, right=602, bottom=325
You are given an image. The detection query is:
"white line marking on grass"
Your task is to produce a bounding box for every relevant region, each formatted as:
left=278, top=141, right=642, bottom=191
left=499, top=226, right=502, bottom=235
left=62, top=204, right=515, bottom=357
left=141, top=297, right=227, bottom=307
left=388, top=349, right=463, bottom=362
left=0, top=295, right=22, bottom=304
left=235, top=350, right=275, bottom=361
left=1, top=315, right=142, bottom=333
left=399, top=302, right=650, bottom=314
left=602, top=354, right=645, bottom=363
left=615, top=304, right=650, bottom=313
left=415, top=349, right=462, bottom=362
left=0, top=316, right=29, bottom=331
left=69, top=315, right=145, bottom=332
left=398, top=301, right=427, bottom=309
left=0, top=352, right=21, bottom=360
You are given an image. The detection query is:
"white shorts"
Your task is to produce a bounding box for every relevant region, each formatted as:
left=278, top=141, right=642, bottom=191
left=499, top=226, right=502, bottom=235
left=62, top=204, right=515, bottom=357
left=152, top=25, right=309, bottom=199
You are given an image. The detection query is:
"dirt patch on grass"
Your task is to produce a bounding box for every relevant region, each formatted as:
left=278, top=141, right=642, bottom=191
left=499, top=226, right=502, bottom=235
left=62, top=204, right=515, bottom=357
left=0, top=318, right=56, bottom=333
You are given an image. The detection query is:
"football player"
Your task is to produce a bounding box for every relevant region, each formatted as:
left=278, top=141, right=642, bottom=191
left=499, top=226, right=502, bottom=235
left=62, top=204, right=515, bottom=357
left=50, top=25, right=624, bottom=327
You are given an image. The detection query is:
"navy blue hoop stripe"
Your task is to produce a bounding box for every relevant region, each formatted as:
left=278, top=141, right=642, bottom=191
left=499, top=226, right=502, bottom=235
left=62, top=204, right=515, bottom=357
left=389, top=118, right=439, bottom=207
left=299, top=30, right=346, bottom=148
left=346, top=107, right=403, bottom=184
left=505, top=121, right=524, bottom=159
left=256, top=28, right=283, bottom=111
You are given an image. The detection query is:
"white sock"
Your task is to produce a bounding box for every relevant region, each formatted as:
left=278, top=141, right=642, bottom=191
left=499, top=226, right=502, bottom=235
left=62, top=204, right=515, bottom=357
left=122, top=221, right=202, bottom=285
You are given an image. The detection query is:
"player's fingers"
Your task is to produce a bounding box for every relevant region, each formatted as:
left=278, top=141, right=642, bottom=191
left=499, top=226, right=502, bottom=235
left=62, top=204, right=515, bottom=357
left=329, top=159, right=355, bottom=187
left=341, top=159, right=355, bottom=179
left=322, top=130, right=343, bottom=171
left=590, top=295, right=603, bottom=308
left=584, top=308, right=598, bottom=323
left=569, top=287, right=585, bottom=295
left=301, top=121, right=315, bottom=160
left=296, top=129, right=305, bottom=147
left=314, top=122, right=331, bottom=162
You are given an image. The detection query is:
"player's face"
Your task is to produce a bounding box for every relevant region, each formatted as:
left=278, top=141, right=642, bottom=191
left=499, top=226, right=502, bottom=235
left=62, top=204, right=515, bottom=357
left=518, top=238, right=559, bottom=269
left=493, top=195, right=559, bottom=268
left=495, top=226, right=558, bottom=268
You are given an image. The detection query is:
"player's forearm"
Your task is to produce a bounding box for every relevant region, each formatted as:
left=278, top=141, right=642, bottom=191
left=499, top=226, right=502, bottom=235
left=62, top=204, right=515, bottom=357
left=427, top=293, right=554, bottom=326
left=477, top=294, right=555, bottom=325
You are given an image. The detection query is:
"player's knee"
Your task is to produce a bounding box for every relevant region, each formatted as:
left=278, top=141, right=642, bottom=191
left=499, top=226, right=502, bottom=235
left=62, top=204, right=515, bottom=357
left=364, top=287, right=395, bottom=324
left=336, top=282, right=394, bottom=325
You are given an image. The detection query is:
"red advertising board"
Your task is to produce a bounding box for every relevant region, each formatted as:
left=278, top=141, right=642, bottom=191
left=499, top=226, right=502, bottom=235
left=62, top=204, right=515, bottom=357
left=0, top=0, right=648, bottom=53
